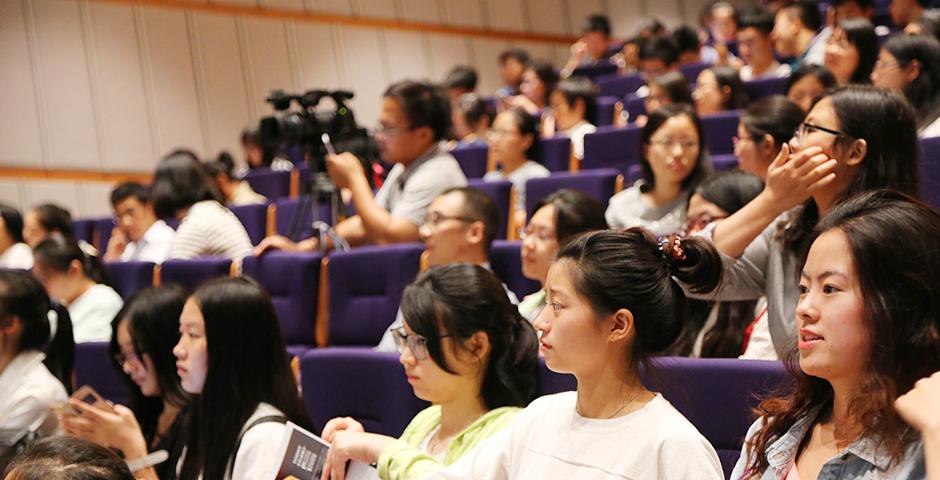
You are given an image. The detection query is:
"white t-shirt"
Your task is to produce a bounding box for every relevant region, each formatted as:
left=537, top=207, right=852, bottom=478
left=169, top=201, right=253, bottom=261
left=120, top=220, right=175, bottom=264
left=740, top=62, right=791, bottom=81
left=0, top=242, right=33, bottom=269
left=0, top=350, right=68, bottom=434
left=427, top=391, right=723, bottom=480
left=483, top=160, right=551, bottom=212
left=559, top=121, right=597, bottom=160
left=67, top=284, right=123, bottom=343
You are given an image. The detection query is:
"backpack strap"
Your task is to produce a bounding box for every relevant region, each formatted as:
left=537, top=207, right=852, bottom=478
left=228, top=415, right=287, bottom=477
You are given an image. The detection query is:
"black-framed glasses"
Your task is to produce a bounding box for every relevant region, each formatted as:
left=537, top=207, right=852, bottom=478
left=795, top=121, right=847, bottom=141
left=422, top=212, right=477, bottom=228
left=390, top=327, right=452, bottom=360
left=113, top=349, right=143, bottom=367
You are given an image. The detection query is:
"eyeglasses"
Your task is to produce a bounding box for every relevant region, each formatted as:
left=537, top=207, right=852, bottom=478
left=373, top=124, right=414, bottom=138
left=731, top=135, right=754, bottom=147
left=518, top=225, right=556, bottom=242
left=390, top=327, right=452, bottom=360
left=486, top=128, right=520, bottom=140
left=794, top=121, right=847, bottom=142
left=113, top=349, right=143, bottom=367
left=873, top=59, right=901, bottom=71
left=422, top=212, right=477, bottom=228
left=649, top=139, right=698, bottom=151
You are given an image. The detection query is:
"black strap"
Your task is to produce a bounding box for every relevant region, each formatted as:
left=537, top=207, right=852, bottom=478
left=228, top=415, right=287, bottom=476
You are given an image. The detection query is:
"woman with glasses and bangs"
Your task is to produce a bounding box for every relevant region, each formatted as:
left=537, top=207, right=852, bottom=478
left=319, top=264, right=538, bottom=480
left=680, top=85, right=921, bottom=359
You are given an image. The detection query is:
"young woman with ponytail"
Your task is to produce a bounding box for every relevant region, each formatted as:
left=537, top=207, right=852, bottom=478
left=320, top=264, right=539, bottom=480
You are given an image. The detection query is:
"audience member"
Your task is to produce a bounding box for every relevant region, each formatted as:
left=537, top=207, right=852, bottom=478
left=0, top=271, right=68, bottom=436
left=0, top=204, right=33, bottom=269
left=254, top=80, right=467, bottom=253
left=548, top=77, right=597, bottom=161
left=562, top=14, right=615, bottom=77
left=451, top=93, right=490, bottom=146
left=735, top=95, right=806, bottom=180
left=891, top=0, right=930, bottom=28
left=104, top=182, right=174, bottom=264
left=639, top=72, right=694, bottom=125
left=772, top=0, right=826, bottom=67
left=672, top=25, right=706, bottom=65
left=737, top=7, right=792, bottom=80
left=904, top=8, right=940, bottom=39
left=22, top=204, right=71, bottom=248
left=60, top=286, right=188, bottom=480
left=786, top=63, right=838, bottom=112
left=151, top=152, right=252, bottom=261
left=2, top=436, right=134, bottom=480
left=173, top=277, right=313, bottom=479
left=483, top=108, right=549, bottom=217
left=241, top=126, right=292, bottom=172
left=638, top=36, right=681, bottom=80
left=503, top=60, right=558, bottom=115
left=33, top=235, right=121, bottom=343
left=496, top=49, right=530, bottom=98
left=694, top=66, right=750, bottom=116
left=707, top=1, right=739, bottom=46
left=687, top=85, right=920, bottom=357
left=321, top=264, right=538, bottom=479
left=823, top=18, right=878, bottom=85
left=431, top=229, right=724, bottom=478
left=443, top=66, right=478, bottom=105
left=203, top=152, right=267, bottom=206
left=872, top=33, right=940, bottom=136
left=895, top=370, right=940, bottom=478
left=607, top=104, right=712, bottom=234
left=731, top=190, right=940, bottom=479
left=519, top=189, right=607, bottom=322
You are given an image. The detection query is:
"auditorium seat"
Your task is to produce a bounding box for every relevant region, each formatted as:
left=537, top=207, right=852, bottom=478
left=319, top=243, right=423, bottom=347
left=74, top=342, right=128, bottom=406
left=229, top=202, right=270, bottom=246
left=489, top=240, right=541, bottom=300
left=595, top=73, right=646, bottom=99
left=244, top=167, right=291, bottom=200
left=679, top=61, right=710, bottom=83
left=593, top=96, right=620, bottom=127
left=300, top=347, right=428, bottom=436
left=156, top=257, right=232, bottom=292
left=104, top=261, right=156, bottom=300
left=466, top=179, right=511, bottom=240
left=451, top=143, right=489, bottom=179
left=571, top=61, right=619, bottom=81
left=711, top=154, right=740, bottom=172
left=623, top=94, right=646, bottom=123
left=702, top=110, right=742, bottom=156
left=920, top=136, right=940, bottom=210
left=524, top=169, right=622, bottom=218
left=94, top=217, right=116, bottom=252
left=242, top=251, right=323, bottom=355
left=72, top=219, right=95, bottom=246
left=582, top=125, right=643, bottom=175
left=274, top=197, right=335, bottom=241
left=537, top=136, right=572, bottom=172
left=743, top=76, right=789, bottom=101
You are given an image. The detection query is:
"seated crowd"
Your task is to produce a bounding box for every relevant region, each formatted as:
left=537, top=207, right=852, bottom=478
left=4, top=2, right=940, bottom=479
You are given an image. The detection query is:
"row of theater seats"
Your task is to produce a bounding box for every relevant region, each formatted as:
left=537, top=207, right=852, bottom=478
left=74, top=341, right=789, bottom=479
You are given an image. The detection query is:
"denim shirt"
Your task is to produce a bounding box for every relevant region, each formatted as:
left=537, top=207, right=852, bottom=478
left=730, top=408, right=926, bottom=480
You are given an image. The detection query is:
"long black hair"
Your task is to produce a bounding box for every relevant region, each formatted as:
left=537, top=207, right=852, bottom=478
left=0, top=203, right=25, bottom=244
left=32, top=234, right=108, bottom=286
left=883, top=33, right=940, bottom=129
left=178, top=277, right=312, bottom=480
left=29, top=204, right=73, bottom=240
left=640, top=103, right=713, bottom=193
left=531, top=189, right=608, bottom=247
left=838, top=18, right=879, bottom=84
left=151, top=152, right=221, bottom=220
left=400, top=264, right=539, bottom=409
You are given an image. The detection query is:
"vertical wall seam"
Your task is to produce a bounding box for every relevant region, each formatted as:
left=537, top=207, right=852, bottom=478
left=21, top=0, right=50, bottom=169
left=285, top=19, right=304, bottom=90
left=133, top=4, right=162, bottom=162
left=79, top=0, right=107, bottom=172
left=377, top=29, right=393, bottom=83
left=236, top=16, right=258, bottom=122
left=185, top=11, right=213, bottom=155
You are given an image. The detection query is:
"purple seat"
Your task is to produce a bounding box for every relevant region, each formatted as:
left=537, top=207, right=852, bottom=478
left=281, top=144, right=306, bottom=166
left=711, top=154, right=739, bottom=172
left=525, top=169, right=620, bottom=218
left=537, top=136, right=572, bottom=172
left=94, top=217, right=116, bottom=252
left=582, top=125, right=643, bottom=176
left=489, top=240, right=541, bottom=300
left=595, top=73, right=646, bottom=98
left=466, top=179, right=511, bottom=239
left=743, top=76, right=789, bottom=101
left=679, top=62, right=710, bottom=83
left=157, top=257, right=231, bottom=292
left=571, top=61, right=618, bottom=81
left=104, top=261, right=155, bottom=301
left=593, top=96, right=619, bottom=127
left=230, top=202, right=269, bottom=246
left=624, top=94, right=646, bottom=123
left=535, top=358, right=576, bottom=396
left=244, top=168, right=291, bottom=200
left=242, top=251, right=322, bottom=350
left=325, top=243, right=423, bottom=346
left=300, top=347, right=428, bottom=436
left=702, top=110, right=742, bottom=156
left=274, top=198, right=334, bottom=241
left=451, top=144, right=489, bottom=179
left=73, top=219, right=95, bottom=245
left=920, top=136, right=940, bottom=209
left=74, top=342, right=128, bottom=405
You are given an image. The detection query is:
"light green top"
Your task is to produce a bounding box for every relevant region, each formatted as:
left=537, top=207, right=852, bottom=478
left=376, top=405, right=520, bottom=480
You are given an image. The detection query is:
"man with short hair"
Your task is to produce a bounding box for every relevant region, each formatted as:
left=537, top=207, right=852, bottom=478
left=638, top=36, right=680, bottom=80
left=443, top=65, right=478, bottom=105
left=772, top=0, right=826, bottom=66
left=254, top=79, right=467, bottom=253
left=738, top=7, right=792, bottom=80
left=104, top=182, right=175, bottom=264
left=496, top=49, right=530, bottom=97
left=562, top=14, right=615, bottom=77
left=374, top=187, right=518, bottom=351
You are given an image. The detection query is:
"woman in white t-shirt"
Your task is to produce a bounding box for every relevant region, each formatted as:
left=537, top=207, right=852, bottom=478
left=173, top=277, right=312, bottom=480
left=32, top=235, right=122, bottom=344
left=483, top=107, right=550, bottom=224
left=0, top=204, right=34, bottom=270
left=430, top=229, right=724, bottom=480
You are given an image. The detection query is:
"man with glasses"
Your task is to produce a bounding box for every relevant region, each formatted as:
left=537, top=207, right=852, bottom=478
left=104, top=182, right=174, bottom=264
left=737, top=7, right=792, bottom=81
left=254, top=79, right=467, bottom=254
left=375, top=187, right=518, bottom=352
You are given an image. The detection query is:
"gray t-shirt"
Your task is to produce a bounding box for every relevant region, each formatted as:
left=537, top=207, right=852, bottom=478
left=605, top=180, right=690, bottom=235
left=483, top=160, right=551, bottom=212
left=375, top=144, right=467, bottom=227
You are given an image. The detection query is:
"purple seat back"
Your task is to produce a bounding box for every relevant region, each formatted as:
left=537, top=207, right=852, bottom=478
left=535, top=358, right=577, bottom=396
left=244, top=168, right=291, bottom=200
left=702, top=110, right=742, bottom=156
left=73, top=219, right=95, bottom=245
left=158, top=257, right=231, bottom=292
left=593, top=96, right=619, bottom=127
left=451, top=144, right=489, bottom=179
left=624, top=94, right=646, bottom=123
left=281, top=145, right=306, bottom=166
left=230, top=202, right=269, bottom=246
left=489, top=240, right=541, bottom=299
left=94, top=218, right=116, bottom=252
left=242, top=251, right=322, bottom=348
left=74, top=342, right=128, bottom=405
left=275, top=198, right=334, bottom=241
left=537, top=136, right=572, bottom=172
left=466, top=179, right=511, bottom=239
left=300, top=347, right=429, bottom=436
left=743, top=76, right=789, bottom=101
left=582, top=125, right=643, bottom=176
left=327, top=244, right=423, bottom=346
left=104, top=261, right=155, bottom=301
left=595, top=73, right=646, bottom=98
left=679, top=62, right=710, bottom=83
left=711, top=154, right=740, bottom=172
left=571, top=61, right=618, bottom=81
left=524, top=169, right=620, bottom=218
left=920, top=136, right=940, bottom=209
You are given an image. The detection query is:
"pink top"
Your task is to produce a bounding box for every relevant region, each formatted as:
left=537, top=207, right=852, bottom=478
left=785, top=463, right=802, bottom=480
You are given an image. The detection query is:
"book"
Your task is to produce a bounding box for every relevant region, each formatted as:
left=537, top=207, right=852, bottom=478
left=269, top=421, right=379, bottom=480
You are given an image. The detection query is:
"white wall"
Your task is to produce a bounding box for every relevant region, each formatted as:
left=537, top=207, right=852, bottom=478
left=0, top=0, right=714, bottom=217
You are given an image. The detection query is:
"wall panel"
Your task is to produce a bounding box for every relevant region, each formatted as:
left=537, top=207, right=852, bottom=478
left=244, top=17, right=297, bottom=120
left=0, top=0, right=44, bottom=168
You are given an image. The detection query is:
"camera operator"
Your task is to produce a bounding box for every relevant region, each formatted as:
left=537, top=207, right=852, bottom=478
left=253, top=79, right=467, bottom=253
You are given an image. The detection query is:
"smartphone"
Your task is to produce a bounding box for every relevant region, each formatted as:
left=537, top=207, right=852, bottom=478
left=52, top=385, right=113, bottom=416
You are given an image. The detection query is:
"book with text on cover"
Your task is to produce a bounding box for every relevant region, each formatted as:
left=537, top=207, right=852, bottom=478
left=269, top=421, right=378, bottom=480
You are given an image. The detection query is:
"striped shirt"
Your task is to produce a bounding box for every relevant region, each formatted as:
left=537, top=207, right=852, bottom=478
left=169, top=200, right=252, bottom=261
